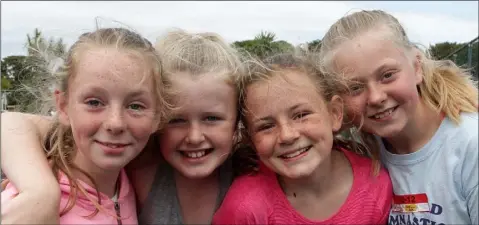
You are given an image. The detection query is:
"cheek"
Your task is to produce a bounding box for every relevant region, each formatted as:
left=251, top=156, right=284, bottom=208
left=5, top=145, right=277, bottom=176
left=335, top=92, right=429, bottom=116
left=392, top=75, right=421, bottom=103
left=128, top=117, right=156, bottom=139
left=252, top=134, right=274, bottom=157
left=216, top=123, right=236, bottom=145
left=69, top=111, right=102, bottom=139
left=158, top=127, right=184, bottom=154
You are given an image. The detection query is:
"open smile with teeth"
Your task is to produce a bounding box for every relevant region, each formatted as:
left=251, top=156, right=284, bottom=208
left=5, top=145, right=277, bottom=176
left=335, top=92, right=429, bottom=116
left=96, top=141, right=129, bottom=148
left=370, top=106, right=398, bottom=120
left=180, top=148, right=214, bottom=159
left=279, top=146, right=312, bottom=159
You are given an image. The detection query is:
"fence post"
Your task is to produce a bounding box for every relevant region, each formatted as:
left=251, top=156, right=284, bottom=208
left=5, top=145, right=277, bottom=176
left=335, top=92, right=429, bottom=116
left=467, top=42, right=473, bottom=68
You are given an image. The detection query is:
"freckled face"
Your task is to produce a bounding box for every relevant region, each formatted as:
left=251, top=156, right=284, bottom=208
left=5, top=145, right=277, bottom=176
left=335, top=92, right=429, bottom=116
left=57, top=47, right=159, bottom=172
left=245, top=70, right=343, bottom=179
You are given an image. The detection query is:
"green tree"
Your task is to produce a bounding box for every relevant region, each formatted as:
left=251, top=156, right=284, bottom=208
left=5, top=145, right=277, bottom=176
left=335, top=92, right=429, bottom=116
left=428, top=42, right=463, bottom=60
left=429, top=40, right=478, bottom=77
left=1, top=55, right=32, bottom=108
left=1, top=77, right=12, bottom=89
left=232, top=31, right=294, bottom=59
left=307, top=39, right=322, bottom=52
left=27, top=28, right=66, bottom=59
left=2, top=29, right=66, bottom=112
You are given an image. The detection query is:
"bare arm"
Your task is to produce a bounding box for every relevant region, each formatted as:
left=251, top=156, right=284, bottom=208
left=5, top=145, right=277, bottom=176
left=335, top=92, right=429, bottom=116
left=1, top=112, right=60, bottom=224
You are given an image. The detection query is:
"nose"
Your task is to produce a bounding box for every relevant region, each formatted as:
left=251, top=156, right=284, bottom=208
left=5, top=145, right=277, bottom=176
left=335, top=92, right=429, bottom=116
left=367, top=84, right=387, bottom=106
left=186, top=122, right=205, bottom=145
left=278, top=122, right=299, bottom=145
left=104, top=105, right=126, bottom=135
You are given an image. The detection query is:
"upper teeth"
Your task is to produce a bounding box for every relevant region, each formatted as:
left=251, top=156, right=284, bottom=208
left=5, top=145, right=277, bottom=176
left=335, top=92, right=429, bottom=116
left=374, top=108, right=394, bottom=119
left=185, top=151, right=206, bottom=158
left=106, top=143, right=122, bottom=148
left=281, top=147, right=309, bottom=159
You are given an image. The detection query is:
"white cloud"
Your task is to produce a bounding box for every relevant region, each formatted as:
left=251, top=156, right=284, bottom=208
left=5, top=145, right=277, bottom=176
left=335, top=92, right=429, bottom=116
left=1, top=1, right=477, bottom=57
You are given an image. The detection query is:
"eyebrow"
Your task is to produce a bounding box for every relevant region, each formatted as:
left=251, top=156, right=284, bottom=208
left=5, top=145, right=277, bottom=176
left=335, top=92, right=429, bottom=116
left=128, top=89, right=151, bottom=98
left=81, top=86, right=151, bottom=99
left=348, top=61, right=399, bottom=82
left=252, top=103, right=305, bottom=124
left=373, top=60, right=399, bottom=76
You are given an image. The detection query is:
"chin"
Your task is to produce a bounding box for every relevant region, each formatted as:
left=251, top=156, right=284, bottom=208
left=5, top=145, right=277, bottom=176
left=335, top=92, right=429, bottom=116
left=96, top=162, right=126, bottom=172
left=372, top=126, right=404, bottom=138
left=177, top=165, right=218, bottom=179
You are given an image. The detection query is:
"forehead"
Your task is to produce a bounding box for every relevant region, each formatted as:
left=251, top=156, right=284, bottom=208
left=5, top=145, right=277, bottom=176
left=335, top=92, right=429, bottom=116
left=333, top=30, right=408, bottom=78
left=71, top=48, right=154, bottom=92
left=170, top=72, right=237, bottom=112
left=246, top=71, right=320, bottom=113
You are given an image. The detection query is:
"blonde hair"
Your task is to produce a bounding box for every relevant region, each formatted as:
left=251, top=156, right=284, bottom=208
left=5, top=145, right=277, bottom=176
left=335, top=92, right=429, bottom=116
left=155, top=29, right=245, bottom=87
left=41, top=27, right=168, bottom=218
left=319, top=9, right=478, bottom=124
left=237, top=52, right=382, bottom=176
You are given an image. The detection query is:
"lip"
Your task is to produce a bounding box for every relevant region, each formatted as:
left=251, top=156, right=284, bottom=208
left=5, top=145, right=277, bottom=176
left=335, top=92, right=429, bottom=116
left=178, top=148, right=214, bottom=163
left=178, top=148, right=213, bottom=153
left=278, top=146, right=312, bottom=162
left=368, top=105, right=399, bottom=120
left=95, top=140, right=130, bottom=155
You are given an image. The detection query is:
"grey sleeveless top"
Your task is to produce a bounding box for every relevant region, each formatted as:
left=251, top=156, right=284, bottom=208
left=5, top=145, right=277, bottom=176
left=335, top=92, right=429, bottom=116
left=138, top=158, right=233, bottom=225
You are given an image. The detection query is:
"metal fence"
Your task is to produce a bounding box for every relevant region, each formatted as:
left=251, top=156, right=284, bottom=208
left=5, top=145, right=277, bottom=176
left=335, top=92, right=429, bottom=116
left=440, top=36, right=478, bottom=79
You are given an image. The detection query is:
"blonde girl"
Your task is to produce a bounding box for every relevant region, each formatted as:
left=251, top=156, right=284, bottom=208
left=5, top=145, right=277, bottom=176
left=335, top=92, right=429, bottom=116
left=1, top=29, right=246, bottom=225
left=318, top=9, right=478, bottom=225
left=213, top=52, right=393, bottom=224
left=2, top=27, right=168, bottom=224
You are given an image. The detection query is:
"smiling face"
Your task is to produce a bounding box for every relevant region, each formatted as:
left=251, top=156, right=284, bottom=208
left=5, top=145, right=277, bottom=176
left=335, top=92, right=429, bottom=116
left=159, top=72, right=237, bottom=179
left=244, top=70, right=343, bottom=179
left=332, top=28, right=423, bottom=138
left=57, top=47, right=159, bottom=172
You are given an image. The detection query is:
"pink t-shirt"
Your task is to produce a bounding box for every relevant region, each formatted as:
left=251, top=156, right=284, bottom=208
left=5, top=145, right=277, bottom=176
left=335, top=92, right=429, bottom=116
left=213, top=148, right=393, bottom=224
left=1, top=169, right=138, bottom=225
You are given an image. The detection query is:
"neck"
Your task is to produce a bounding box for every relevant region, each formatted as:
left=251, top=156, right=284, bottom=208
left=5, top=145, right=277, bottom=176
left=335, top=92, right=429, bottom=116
left=278, top=149, right=342, bottom=198
left=72, top=152, right=121, bottom=198
left=385, top=101, right=443, bottom=154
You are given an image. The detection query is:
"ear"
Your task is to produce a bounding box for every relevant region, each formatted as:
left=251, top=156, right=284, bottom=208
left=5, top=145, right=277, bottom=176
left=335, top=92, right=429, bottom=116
left=328, top=95, right=344, bottom=132
left=54, top=89, right=70, bottom=126
left=412, top=50, right=424, bottom=85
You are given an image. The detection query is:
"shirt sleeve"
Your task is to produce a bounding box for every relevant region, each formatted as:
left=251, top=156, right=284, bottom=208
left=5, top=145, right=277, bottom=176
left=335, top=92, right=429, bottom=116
left=212, top=194, right=268, bottom=225
left=212, top=178, right=270, bottom=225
left=461, top=136, right=478, bottom=224
left=377, top=169, right=394, bottom=225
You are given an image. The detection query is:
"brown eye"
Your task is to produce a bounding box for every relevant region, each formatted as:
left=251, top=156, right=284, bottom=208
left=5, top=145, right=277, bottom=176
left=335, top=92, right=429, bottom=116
left=204, top=116, right=222, bottom=122
left=349, top=83, right=365, bottom=95
left=383, top=71, right=396, bottom=81
left=85, top=99, right=103, bottom=107
left=168, top=118, right=186, bottom=124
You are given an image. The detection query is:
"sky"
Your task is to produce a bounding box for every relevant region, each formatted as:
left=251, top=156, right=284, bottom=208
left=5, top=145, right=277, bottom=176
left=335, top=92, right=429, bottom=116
left=1, top=1, right=478, bottom=58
